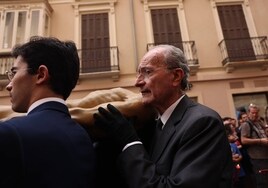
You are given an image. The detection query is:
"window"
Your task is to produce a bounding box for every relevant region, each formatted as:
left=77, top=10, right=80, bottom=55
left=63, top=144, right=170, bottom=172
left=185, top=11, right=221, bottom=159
left=217, top=4, right=255, bottom=62
left=0, top=3, right=52, bottom=52
left=81, top=13, right=111, bottom=73
left=210, top=0, right=268, bottom=68
left=142, top=0, right=190, bottom=48
left=3, top=12, right=15, bottom=49
left=16, top=11, right=27, bottom=45
left=151, top=8, right=183, bottom=50
left=73, top=0, right=119, bottom=74
left=141, top=0, right=199, bottom=74
left=0, top=2, right=52, bottom=75
left=30, top=10, right=40, bottom=37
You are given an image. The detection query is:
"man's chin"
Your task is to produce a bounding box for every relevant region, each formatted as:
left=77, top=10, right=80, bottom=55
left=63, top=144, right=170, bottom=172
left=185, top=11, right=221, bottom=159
left=141, top=98, right=152, bottom=106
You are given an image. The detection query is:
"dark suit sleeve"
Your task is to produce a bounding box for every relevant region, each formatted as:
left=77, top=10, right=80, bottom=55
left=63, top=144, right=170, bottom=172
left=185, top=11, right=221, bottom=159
left=0, top=123, right=23, bottom=187
left=117, top=114, right=233, bottom=188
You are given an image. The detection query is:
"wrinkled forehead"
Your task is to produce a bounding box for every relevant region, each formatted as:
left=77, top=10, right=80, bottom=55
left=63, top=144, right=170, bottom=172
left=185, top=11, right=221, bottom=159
left=139, top=48, right=166, bottom=68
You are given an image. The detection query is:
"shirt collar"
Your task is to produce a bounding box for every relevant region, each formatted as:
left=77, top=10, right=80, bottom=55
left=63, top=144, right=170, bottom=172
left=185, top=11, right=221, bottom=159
left=27, top=97, right=65, bottom=115
left=159, top=95, right=185, bottom=127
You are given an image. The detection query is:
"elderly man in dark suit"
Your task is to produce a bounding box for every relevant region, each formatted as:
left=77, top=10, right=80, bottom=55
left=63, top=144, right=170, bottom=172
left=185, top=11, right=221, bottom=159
left=94, top=44, right=233, bottom=188
left=0, top=36, right=96, bottom=188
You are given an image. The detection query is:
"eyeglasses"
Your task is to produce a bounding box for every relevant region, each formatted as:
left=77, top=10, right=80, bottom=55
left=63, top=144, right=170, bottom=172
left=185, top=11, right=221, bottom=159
left=136, top=66, right=180, bottom=79
left=5, top=68, right=31, bottom=81
left=136, top=67, right=169, bottom=79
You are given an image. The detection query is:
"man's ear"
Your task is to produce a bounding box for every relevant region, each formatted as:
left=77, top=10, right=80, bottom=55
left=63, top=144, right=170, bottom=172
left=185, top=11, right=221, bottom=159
left=36, top=65, right=49, bottom=84
left=172, top=68, right=184, bottom=86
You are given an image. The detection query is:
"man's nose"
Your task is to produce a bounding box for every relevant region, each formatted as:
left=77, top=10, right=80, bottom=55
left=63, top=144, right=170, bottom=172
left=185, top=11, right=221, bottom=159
left=6, top=82, right=12, bottom=91
left=134, top=76, right=145, bottom=87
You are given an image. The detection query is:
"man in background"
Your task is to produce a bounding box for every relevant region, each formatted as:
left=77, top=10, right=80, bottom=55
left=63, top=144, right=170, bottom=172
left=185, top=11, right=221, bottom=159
left=241, top=104, right=268, bottom=188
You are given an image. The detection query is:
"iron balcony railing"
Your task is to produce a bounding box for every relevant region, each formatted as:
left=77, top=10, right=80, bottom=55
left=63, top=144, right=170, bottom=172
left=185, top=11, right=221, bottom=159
left=77, top=46, right=119, bottom=73
left=219, top=36, right=268, bottom=65
left=0, top=46, right=120, bottom=79
left=147, top=41, right=199, bottom=66
left=0, top=52, right=13, bottom=79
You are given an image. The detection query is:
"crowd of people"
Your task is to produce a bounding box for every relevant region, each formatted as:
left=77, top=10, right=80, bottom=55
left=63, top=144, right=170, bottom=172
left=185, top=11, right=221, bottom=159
left=0, top=36, right=267, bottom=188
left=223, top=104, right=268, bottom=188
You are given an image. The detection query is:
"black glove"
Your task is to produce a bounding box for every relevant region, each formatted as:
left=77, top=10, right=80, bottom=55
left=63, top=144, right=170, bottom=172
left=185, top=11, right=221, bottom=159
left=93, top=104, right=140, bottom=150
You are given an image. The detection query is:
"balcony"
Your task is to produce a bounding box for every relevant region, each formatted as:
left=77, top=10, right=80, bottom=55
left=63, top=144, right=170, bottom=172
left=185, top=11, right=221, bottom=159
left=78, top=46, right=120, bottom=80
left=0, top=53, right=12, bottom=89
left=0, top=46, right=120, bottom=81
left=147, top=41, right=199, bottom=75
left=0, top=52, right=12, bottom=75
left=219, top=36, right=268, bottom=73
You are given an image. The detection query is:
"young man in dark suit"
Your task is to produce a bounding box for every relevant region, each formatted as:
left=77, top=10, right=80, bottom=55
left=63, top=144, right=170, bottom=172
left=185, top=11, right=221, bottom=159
left=0, top=36, right=96, bottom=188
left=94, top=44, right=233, bottom=188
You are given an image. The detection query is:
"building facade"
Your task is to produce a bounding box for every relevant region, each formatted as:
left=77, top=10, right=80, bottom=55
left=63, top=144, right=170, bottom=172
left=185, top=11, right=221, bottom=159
left=0, top=0, right=268, bottom=119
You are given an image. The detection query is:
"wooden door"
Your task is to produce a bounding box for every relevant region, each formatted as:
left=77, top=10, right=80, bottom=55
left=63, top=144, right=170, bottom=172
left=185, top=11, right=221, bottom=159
left=151, top=8, right=183, bottom=51
left=81, top=13, right=110, bottom=73
left=217, top=5, right=255, bottom=62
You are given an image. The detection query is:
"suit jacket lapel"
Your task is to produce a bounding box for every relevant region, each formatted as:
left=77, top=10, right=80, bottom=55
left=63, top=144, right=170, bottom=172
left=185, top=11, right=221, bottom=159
left=151, top=120, right=176, bottom=162
left=151, top=95, right=195, bottom=162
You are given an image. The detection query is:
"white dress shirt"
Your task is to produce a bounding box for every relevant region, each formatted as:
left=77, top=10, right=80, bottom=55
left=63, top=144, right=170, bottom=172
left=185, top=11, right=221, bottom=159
left=123, top=95, right=185, bottom=151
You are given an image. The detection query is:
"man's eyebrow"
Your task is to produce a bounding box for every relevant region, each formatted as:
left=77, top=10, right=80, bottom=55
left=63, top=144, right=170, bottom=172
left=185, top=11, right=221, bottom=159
left=137, top=66, right=152, bottom=72
left=139, top=66, right=154, bottom=70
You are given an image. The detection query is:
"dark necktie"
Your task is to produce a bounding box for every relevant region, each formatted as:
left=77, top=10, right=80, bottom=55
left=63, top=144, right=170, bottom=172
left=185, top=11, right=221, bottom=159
left=151, top=119, right=163, bottom=155
left=155, top=119, right=163, bottom=139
